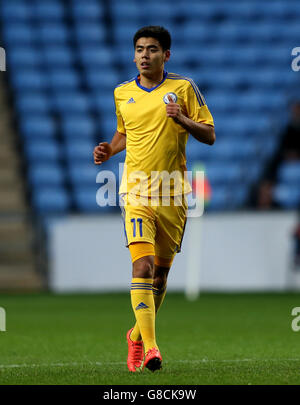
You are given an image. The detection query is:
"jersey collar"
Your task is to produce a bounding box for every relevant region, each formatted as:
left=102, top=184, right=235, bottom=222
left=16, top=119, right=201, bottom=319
left=135, top=70, right=168, bottom=93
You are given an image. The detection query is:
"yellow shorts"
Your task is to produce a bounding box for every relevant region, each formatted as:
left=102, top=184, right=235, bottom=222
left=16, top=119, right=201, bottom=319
left=120, top=193, right=188, bottom=261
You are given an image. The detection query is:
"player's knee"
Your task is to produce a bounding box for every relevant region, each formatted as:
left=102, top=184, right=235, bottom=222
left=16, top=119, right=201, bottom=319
left=132, top=256, right=154, bottom=279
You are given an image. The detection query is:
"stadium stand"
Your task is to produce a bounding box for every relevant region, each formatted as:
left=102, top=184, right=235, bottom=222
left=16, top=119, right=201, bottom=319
left=1, top=0, right=300, bottom=216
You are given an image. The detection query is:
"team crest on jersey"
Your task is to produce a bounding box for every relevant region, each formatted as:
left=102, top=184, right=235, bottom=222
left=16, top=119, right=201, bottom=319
left=163, top=92, right=177, bottom=104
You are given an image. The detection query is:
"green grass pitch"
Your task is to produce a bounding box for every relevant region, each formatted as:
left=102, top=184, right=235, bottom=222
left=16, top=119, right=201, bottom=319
left=0, top=292, right=300, bottom=385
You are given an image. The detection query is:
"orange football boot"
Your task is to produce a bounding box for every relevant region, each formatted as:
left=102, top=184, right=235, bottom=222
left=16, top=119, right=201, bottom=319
left=126, top=328, right=144, bottom=372
left=143, top=347, right=162, bottom=372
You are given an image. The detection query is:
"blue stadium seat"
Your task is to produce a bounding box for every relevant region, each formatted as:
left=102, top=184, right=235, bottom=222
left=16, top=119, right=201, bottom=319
left=28, top=163, right=65, bottom=187
left=167, top=47, right=198, bottom=69
left=205, top=91, right=239, bottom=114
left=249, top=69, right=295, bottom=89
left=61, top=114, right=96, bottom=139
left=113, top=46, right=136, bottom=66
left=100, top=116, right=117, bottom=140
left=84, top=69, right=120, bottom=90
left=200, top=45, right=290, bottom=69
left=273, top=184, right=300, bottom=209
left=219, top=114, right=270, bottom=136
left=52, top=92, right=90, bottom=113
left=8, top=46, right=40, bottom=67
left=2, top=23, right=35, bottom=44
left=181, top=22, right=217, bottom=44
left=167, top=62, right=187, bottom=74
left=202, top=69, right=247, bottom=90
left=42, top=46, right=74, bottom=66
left=252, top=22, right=295, bottom=42
left=216, top=22, right=254, bottom=43
left=79, top=46, right=113, bottom=67
left=258, top=136, right=279, bottom=160
left=47, top=68, right=80, bottom=89
left=259, top=1, right=299, bottom=18
left=123, top=66, right=139, bottom=81
left=237, top=159, right=262, bottom=184
left=237, top=91, right=286, bottom=113
left=170, top=67, right=200, bottom=83
left=19, top=115, right=57, bottom=138
left=221, top=1, right=260, bottom=20
left=206, top=186, right=228, bottom=211
left=278, top=70, right=297, bottom=88
left=211, top=138, right=258, bottom=161
left=38, top=23, right=69, bottom=43
left=177, top=0, right=223, bottom=20
left=74, top=23, right=106, bottom=43
left=185, top=46, right=234, bottom=67
left=10, top=68, right=46, bottom=90
left=257, top=46, right=293, bottom=67
left=64, top=140, right=94, bottom=162
left=24, top=139, right=61, bottom=162
left=0, top=2, right=32, bottom=20
left=217, top=21, right=288, bottom=43
left=205, top=162, right=243, bottom=186
left=186, top=138, right=214, bottom=162
left=71, top=1, right=104, bottom=20
left=207, top=67, right=278, bottom=93
left=277, top=162, right=300, bottom=185
left=73, top=186, right=98, bottom=212
left=110, top=1, right=142, bottom=21
left=73, top=185, right=117, bottom=213
left=142, top=2, right=178, bottom=21
left=113, top=22, right=142, bottom=45
left=228, top=47, right=263, bottom=67
left=68, top=162, right=100, bottom=186
left=206, top=183, right=249, bottom=211
left=255, top=22, right=277, bottom=42
left=230, top=184, right=250, bottom=208
left=34, top=2, right=64, bottom=20
left=248, top=114, right=271, bottom=133
left=32, top=187, right=71, bottom=213
left=15, top=92, right=51, bottom=114
left=93, top=91, right=116, bottom=115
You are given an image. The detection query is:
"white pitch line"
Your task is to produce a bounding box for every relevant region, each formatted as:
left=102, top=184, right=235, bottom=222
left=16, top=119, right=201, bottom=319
left=176, top=358, right=300, bottom=363
left=0, top=358, right=300, bottom=369
left=0, top=361, right=125, bottom=369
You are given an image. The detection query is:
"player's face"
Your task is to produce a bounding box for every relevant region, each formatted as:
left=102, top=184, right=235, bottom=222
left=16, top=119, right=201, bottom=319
left=134, top=37, right=170, bottom=77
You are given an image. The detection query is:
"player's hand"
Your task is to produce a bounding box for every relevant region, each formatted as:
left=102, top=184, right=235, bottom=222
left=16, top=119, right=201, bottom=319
left=93, top=142, right=113, bottom=165
left=166, top=94, right=184, bottom=124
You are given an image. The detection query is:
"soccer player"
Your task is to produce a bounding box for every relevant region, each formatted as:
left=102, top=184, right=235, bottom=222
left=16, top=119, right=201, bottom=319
left=93, top=26, right=215, bottom=372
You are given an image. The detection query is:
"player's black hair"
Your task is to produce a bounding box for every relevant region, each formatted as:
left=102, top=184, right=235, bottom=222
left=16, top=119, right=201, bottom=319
left=133, top=26, right=171, bottom=51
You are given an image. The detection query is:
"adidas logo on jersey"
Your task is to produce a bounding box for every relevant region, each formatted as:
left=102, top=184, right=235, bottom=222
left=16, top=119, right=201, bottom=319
left=135, top=302, right=149, bottom=310
left=127, top=97, right=136, bottom=104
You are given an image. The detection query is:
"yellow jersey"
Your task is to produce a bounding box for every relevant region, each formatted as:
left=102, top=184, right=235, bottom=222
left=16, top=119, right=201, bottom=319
left=114, top=71, right=214, bottom=197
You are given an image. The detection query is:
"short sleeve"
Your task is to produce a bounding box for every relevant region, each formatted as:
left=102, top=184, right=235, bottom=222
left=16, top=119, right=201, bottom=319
left=184, top=80, right=214, bottom=127
left=114, top=89, right=126, bottom=134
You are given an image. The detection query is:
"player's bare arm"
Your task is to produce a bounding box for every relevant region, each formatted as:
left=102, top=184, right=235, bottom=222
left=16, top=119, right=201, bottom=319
left=93, top=130, right=126, bottom=165
left=166, top=94, right=215, bottom=145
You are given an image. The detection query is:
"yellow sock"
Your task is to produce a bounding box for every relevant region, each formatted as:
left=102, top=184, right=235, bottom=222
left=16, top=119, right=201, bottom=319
left=131, top=284, right=167, bottom=343
left=130, top=278, right=158, bottom=353
left=153, top=285, right=167, bottom=315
